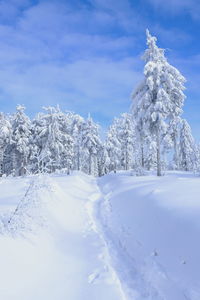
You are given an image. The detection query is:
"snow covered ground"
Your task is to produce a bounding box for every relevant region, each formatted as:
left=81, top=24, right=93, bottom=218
left=0, top=171, right=199, bottom=299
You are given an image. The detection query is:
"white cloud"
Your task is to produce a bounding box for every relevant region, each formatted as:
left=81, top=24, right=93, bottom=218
left=0, top=56, right=141, bottom=118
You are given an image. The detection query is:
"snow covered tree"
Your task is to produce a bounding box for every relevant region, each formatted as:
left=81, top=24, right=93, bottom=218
left=168, top=117, right=182, bottom=169
left=106, top=114, right=138, bottom=173
left=66, top=112, right=84, bottom=171
left=145, top=139, right=157, bottom=170
left=132, top=30, right=186, bottom=176
left=131, top=81, right=148, bottom=169
left=118, top=113, right=137, bottom=170
left=31, top=107, right=74, bottom=174
left=0, top=113, right=11, bottom=175
left=42, top=106, right=65, bottom=172
left=5, top=106, right=31, bottom=176
left=106, top=118, right=121, bottom=173
left=57, top=111, right=74, bottom=174
left=179, top=119, right=196, bottom=171
left=194, top=143, right=200, bottom=173
left=28, top=141, right=41, bottom=174
left=30, top=112, right=47, bottom=173
left=97, top=146, right=110, bottom=176
left=81, top=115, right=101, bottom=176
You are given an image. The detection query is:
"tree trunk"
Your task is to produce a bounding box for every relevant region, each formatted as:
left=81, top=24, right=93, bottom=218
left=12, top=151, right=17, bottom=176
left=174, top=134, right=179, bottom=170
left=77, top=148, right=80, bottom=171
left=125, top=146, right=128, bottom=170
left=89, top=151, right=92, bottom=175
left=156, top=128, right=161, bottom=176
left=0, top=148, right=3, bottom=176
left=140, top=136, right=144, bottom=168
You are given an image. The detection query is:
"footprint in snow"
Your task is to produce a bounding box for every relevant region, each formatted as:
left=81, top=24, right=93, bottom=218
left=88, top=270, right=101, bottom=284
left=151, top=250, right=158, bottom=257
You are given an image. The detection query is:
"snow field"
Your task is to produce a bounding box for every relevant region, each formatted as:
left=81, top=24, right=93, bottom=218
left=0, top=171, right=200, bottom=299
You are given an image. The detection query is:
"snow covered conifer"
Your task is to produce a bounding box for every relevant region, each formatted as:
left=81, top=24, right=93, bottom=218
left=145, top=139, right=157, bottom=170
left=0, top=113, right=11, bottom=175
left=57, top=111, right=74, bottom=174
left=81, top=115, right=101, bottom=176
left=43, top=106, right=65, bottom=172
left=97, top=146, right=110, bottom=176
left=106, top=119, right=121, bottom=173
left=66, top=112, right=84, bottom=171
left=32, top=107, right=74, bottom=174
left=179, top=119, right=196, bottom=171
left=5, top=106, right=31, bottom=176
left=132, top=30, right=186, bottom=176
left=168, top=117, right=182, bottom=169
left=118, top=113, right=137, bottom=170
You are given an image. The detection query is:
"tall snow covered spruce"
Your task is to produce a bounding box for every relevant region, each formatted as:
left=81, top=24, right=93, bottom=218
left=132, top=30, right=186, bottom=176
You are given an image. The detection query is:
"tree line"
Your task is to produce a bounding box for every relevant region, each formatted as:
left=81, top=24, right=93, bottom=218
left=0, top=30, right=198, bottom=177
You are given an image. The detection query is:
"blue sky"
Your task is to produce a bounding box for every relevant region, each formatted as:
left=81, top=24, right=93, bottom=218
left=0, top=0, right=200, bottom=139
